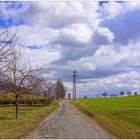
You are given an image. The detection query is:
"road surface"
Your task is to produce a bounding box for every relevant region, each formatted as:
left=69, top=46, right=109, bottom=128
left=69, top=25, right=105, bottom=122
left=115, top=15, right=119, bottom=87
left=27, top=100, right=115, bottom=139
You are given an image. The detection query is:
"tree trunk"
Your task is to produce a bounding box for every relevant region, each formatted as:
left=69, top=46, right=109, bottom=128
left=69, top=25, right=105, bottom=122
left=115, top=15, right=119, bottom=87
left=15, top=95, right=19, bottom=119
left=47, top=95, right=51, bottom=106
left=38, top=98, right=40, bottom=107
left=44, top=94, right=47, bottom=107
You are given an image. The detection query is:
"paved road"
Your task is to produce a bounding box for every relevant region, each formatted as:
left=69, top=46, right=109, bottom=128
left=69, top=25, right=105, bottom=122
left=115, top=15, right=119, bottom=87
left=27, top=100, right=115, bottom=139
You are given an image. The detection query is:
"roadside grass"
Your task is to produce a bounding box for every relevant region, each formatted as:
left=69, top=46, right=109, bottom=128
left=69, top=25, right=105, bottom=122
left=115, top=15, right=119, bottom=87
left=0, top=102, right=59, bottom=139
left=73, top=96, right=140, bottom=139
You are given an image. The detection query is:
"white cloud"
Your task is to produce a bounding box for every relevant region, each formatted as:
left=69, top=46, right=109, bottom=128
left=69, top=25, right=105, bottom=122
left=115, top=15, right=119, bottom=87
left=1, top=1, right=140, bottom=96
left=23, top=46, right=60, bottom=67
left=67, top=57, right=97, bottom=71
left=57, top=23, right=92, bottom=46
left=93, top=27, right=115, bottom=44
left=15, top=25, right=60, bottom=46
left=100, top=2, right=123, bottom=19
left=22, top=2, right=99, bottom=28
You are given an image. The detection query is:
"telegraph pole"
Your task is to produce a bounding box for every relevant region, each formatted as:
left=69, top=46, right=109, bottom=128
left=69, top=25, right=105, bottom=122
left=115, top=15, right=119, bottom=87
left=73, top=70, right=78, bottom=100
left=73, top=71, right=75, bottom=100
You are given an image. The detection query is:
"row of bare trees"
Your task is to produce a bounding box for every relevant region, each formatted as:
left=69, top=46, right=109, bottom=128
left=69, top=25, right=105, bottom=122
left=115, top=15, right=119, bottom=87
left=0, top=28, right=65, bottom=119
left=56, top=79, right=66, bottom=99
left=101, top=91, right=138, bottom=97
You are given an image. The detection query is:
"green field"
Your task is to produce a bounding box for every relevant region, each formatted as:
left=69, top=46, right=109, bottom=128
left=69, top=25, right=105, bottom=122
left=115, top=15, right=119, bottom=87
left=74, top=96, right=140, bottom=139
left=0, top=102, right=59, bottom=139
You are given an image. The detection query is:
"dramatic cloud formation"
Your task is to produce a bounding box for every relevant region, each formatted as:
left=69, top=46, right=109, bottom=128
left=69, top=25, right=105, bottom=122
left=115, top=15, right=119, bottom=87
left=1, top=1, right=140, bottom=97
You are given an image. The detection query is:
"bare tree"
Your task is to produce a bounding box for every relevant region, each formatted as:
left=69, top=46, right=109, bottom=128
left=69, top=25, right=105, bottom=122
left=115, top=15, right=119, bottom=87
left=0, top=27, right=19, bottom=69
left=0, top=45, right=44, bottom=119
left=29, top=76, right=49, bottom=107
left=43, top=81, right=53, bottom=106
left=47, top=83, right=56, bottom=106
left=37, top=78, right=55, bottom=106
left=55, top=79, right=65, bottom=99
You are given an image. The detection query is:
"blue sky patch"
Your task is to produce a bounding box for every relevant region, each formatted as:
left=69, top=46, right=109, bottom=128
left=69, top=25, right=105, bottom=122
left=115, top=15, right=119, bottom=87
left=26, top=45, right=42, bottom=50
left=0, top=17, right=25, bottom=28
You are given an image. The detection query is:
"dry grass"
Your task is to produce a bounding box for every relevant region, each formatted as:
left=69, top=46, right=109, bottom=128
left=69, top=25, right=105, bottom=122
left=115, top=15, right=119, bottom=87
left=0, top=102, right=59, bottom=139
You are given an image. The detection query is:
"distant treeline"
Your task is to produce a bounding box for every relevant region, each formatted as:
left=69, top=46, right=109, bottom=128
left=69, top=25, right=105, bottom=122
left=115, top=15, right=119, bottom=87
left=102, top=91, right=139, bottom=97
left=82, top=91, right=139, bottom=98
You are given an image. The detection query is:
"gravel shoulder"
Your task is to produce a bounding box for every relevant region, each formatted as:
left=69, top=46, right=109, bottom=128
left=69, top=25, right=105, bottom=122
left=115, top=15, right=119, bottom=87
left=26, top=100, right=115, bottom=139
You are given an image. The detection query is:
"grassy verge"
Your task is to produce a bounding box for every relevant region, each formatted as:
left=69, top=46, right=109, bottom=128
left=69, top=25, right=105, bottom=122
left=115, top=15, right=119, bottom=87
left=0, top=101, right=59, bottom=139
left=72, top=96, right=140, bottom=139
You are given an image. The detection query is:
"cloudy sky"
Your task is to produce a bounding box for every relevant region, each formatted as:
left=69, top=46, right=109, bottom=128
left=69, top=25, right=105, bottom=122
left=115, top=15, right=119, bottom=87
left=1, top=1, right=140, bottom=97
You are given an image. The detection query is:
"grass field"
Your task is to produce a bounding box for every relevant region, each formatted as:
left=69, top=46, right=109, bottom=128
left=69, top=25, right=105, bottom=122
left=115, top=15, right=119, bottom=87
left=0, top=102, right=59, bottom=139
left=74, top=96, right=140, bottom=139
